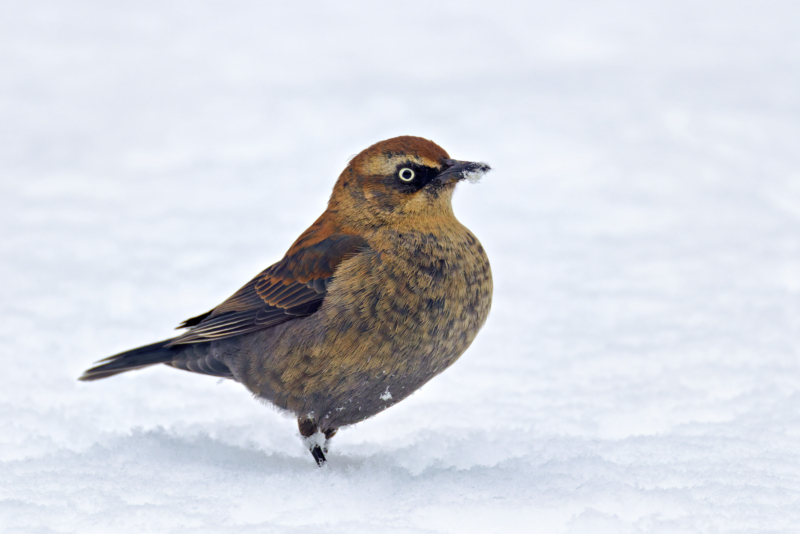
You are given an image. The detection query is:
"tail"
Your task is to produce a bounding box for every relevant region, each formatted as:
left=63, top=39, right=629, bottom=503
left=79, top=339, right=177, bottom=381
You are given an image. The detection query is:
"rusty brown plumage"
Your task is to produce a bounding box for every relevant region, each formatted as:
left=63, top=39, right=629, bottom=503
left=80, top=136, right=493, bottom=465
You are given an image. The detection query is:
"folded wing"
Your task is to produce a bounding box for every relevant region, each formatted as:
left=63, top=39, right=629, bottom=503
left=169, top=232, right=369, bottom=345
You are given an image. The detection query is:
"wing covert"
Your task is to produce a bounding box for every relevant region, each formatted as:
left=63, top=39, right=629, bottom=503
left=168, top=233, right=368, bottom=345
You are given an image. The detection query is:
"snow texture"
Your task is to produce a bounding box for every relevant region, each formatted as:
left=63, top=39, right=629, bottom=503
left=462, top=163, right=491, bottom=184
left=2, top=0, right=800, bottom=532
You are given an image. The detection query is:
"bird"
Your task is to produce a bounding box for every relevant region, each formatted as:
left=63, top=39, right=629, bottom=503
left=80, top=135, right=493, bottom=466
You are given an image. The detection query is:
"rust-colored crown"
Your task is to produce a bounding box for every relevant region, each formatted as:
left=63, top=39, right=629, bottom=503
left=348, top=136, right=450, bottom=177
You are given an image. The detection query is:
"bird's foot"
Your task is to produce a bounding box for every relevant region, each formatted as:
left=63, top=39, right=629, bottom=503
left=298, top=417, right=338, bottom=467
left=302, top=430, right=328, bottom=467
left=310, top=444, right=327, bottom=466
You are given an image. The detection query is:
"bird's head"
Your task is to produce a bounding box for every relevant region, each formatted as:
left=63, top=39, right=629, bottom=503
left=329, top=136, right=490, bottom=229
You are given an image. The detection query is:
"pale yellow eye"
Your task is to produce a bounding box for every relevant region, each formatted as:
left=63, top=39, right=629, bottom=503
left=398, top=168, right=415, bottom=182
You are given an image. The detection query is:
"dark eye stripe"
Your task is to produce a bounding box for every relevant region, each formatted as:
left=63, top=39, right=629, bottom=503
left=390, top=163, right=439, bottom=193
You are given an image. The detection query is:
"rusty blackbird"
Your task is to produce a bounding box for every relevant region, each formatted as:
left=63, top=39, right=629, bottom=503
left=80, top=136, right=493, bottom=465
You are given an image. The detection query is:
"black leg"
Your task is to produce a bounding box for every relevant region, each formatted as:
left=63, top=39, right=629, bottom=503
left=298, top=417, right=330, bottom=467
left=310, top=445, right=327, bottom=466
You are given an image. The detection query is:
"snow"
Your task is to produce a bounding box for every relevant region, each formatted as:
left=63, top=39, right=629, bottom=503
left=301, top=431, right=327, bottom=453
left=2, top=0, right=800, bottom=532
left=462, top=163, right=490, bottom=184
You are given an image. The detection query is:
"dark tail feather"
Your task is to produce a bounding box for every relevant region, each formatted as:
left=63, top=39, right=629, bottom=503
left=79, top=339, right=177, bottom=381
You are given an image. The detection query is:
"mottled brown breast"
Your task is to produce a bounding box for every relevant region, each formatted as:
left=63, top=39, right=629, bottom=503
left=238, top=218, right=492, bottom=429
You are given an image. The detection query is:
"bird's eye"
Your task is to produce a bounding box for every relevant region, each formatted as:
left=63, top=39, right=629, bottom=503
left=398, top=168, right=415, bottom=182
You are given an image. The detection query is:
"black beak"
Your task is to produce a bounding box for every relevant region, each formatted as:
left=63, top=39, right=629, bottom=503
left=436, top=158, right=492, bottom=184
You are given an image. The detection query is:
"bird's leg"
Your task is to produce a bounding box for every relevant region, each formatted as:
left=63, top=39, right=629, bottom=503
left=298, top=416, right=327, bottom=466
left=323, top=427, right=338, bottom=452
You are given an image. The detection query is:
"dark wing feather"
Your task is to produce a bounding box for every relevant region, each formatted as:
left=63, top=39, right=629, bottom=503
left=169, top=233, right=368, bottom=345
left=177, top=310, right=213, bottom=329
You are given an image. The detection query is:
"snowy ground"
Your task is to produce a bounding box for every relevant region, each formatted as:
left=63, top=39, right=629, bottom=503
left=2, top=0, right=800, bottom=532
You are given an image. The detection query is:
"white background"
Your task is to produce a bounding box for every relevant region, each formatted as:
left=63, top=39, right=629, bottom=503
left=2, top=1, right=800, bottom=532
